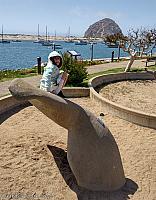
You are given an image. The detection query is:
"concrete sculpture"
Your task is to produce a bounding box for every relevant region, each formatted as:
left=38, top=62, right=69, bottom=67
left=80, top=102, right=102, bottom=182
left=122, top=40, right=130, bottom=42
left=9, top=79, right=125, bottom=191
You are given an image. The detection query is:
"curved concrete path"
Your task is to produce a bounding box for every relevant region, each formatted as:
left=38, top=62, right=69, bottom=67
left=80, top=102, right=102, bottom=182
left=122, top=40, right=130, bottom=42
left=87, top=59, right=146, bottom=74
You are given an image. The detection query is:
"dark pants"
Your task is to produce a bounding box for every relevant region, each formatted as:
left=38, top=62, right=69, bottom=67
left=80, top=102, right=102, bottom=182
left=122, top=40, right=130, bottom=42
left=57, top=91, right=65, bottom=98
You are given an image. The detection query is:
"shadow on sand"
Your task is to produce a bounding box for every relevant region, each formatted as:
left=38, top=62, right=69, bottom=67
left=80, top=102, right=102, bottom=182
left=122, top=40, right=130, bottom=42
left=47, top=145, right=138, bottom=200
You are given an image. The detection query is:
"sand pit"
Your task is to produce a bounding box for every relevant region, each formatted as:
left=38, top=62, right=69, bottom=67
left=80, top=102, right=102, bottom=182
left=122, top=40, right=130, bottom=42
left=99, top=80, right=156, bottom=115
left=0, top=98, right=156, bottom=200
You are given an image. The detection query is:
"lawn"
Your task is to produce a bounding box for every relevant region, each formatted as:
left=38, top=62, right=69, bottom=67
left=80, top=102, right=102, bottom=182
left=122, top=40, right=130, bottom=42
left=0, top=65, right=156, bottom=87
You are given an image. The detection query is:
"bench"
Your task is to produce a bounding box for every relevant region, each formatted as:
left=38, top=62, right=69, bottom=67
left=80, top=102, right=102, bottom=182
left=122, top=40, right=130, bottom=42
left=145, top=56, right=156, bottom=67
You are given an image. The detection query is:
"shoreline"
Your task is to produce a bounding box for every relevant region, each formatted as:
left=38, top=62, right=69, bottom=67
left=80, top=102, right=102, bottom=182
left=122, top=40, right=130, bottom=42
left=2, top=34, right=67, bottom=41
left=1, top=34, right=102, bottom=41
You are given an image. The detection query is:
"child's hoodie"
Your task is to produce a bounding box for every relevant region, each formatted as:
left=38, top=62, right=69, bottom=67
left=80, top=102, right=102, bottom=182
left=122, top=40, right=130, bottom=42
left=40, top=51, right=62, bottom=92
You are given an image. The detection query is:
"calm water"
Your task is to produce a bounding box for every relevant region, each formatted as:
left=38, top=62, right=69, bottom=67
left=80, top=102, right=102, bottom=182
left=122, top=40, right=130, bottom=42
left=0, top=40, right=155, bottom=70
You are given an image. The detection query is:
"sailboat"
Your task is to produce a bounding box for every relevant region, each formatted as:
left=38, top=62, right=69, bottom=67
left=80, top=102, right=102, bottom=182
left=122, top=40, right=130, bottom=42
left=65, top=26, right=74, bottom=43
left=0, top=25, right=10, bottom=43
left=33, top=24, right=44, bottom=43
left=12, top=39, right=21, bottom=42
left=106, top=42, right=119, bottom=48
left=52, top=30, right=62, bottom=50
left=42, top=26, right=53, bottom=46
left=75, top=39, right=88, bottom=45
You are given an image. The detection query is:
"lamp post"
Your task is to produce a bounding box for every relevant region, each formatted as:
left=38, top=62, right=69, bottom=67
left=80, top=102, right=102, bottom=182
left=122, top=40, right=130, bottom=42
left=118, top=40, right=125, bottom=60
left=52, top=42, right=56, bottom=51
left=37, top=57, right=41, bottom=74
left=90, top=42, right=94, bottom=61
left=118, top=44, right=121, bottom=60
left=111, top=51, right=114, bottom=62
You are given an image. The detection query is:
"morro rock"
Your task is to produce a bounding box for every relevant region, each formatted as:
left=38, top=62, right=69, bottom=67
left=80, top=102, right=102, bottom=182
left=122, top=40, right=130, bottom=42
left=84, top=18, right=122, bottom=38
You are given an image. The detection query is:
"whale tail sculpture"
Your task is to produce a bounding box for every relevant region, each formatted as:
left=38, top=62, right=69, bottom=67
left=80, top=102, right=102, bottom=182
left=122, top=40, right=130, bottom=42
left=9, top=78, right=125, bottom=191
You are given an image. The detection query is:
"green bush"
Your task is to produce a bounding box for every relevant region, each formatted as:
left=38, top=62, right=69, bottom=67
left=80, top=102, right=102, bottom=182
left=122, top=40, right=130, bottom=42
left=62, top=53, right=88, bottom=86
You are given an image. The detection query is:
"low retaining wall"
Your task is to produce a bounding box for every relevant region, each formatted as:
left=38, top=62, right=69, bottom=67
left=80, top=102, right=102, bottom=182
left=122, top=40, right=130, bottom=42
left=62, top=87, right=90, bottom=98
left=0, top=87, right=90, bottom=116
left=89, top=72, right=156, bottom=129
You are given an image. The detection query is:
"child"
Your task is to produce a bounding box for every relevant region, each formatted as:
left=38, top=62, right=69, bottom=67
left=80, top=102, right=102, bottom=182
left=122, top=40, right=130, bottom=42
left=40, top=51, right=68, bottom=97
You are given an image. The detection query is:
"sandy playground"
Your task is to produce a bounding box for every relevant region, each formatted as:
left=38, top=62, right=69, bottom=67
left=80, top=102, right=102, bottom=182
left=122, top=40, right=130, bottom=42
left=0, top=86, right=156, bottom=200
left=99, top=80, right=156, bottom=115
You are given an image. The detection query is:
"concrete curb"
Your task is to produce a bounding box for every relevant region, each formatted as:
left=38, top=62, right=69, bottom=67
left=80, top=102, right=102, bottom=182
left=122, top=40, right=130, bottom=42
left=62, top=87, right=90, bottom=98
left=89, top=72, right=156, bottom=129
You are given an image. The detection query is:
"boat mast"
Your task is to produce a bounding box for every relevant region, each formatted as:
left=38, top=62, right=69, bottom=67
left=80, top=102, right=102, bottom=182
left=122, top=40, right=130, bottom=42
left=68, top=26, right=70, bottom=40
left=54, top=30, right=56, bottom=41
left=46, top=25, right=47, bottom=42
left=1, top=25, right=3, bottom=42
left=37, top=24, right=40, bottom=40
left=48, top=32, right=49, bottom=42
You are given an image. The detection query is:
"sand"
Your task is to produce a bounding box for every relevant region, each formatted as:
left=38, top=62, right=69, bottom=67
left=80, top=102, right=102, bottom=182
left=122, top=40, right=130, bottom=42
left=3, top=34, right=66, bottom=41
left=3, top=34, right=89, bottom=42
left=99, top=80, right=156, bottom=115
left=0, top=97, right=156, bottom=200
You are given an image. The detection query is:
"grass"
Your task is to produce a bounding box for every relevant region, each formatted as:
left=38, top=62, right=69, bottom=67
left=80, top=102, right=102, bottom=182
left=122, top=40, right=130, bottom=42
left=81, top=67, right=124, bottom=87
left=145, top=65, right=156, bottom=71
left=0, top=65, right=156, bottom=87
left=82, top=65, right=156, bottom=86
left=86, top=67, right=124, bottom=80
left=0, top=67, right=38, bottom=82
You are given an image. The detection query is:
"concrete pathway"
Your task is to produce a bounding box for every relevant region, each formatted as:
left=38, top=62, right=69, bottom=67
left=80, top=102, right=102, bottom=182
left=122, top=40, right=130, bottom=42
left=0, top=59, right=146, bottom=97
left=87, top=59, right=146, bottom=74
left=0, top=76, right=42, bottom=98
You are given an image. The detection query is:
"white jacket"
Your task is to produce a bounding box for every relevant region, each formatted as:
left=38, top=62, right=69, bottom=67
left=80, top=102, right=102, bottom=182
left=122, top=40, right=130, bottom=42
left=40, top=51, right=63, bottom=92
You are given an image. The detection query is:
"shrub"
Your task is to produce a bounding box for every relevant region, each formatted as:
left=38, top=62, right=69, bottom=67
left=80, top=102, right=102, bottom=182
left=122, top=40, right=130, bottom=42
left=62, top=53, right=88, bottom=86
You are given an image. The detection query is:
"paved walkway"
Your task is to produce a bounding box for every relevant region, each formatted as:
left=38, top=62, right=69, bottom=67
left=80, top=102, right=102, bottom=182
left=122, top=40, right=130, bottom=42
left=0, top=59, right=146, bottom=98
left=87, top=59, right=146, bottom=74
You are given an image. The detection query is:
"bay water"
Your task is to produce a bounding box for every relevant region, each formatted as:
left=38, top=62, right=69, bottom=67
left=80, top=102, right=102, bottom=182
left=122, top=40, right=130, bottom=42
left=0, top=40, right=154, bottom=70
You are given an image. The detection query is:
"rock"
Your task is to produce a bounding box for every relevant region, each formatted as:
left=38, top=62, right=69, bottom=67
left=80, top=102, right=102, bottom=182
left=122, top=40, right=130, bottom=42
left=84, top=18, right=122, bottom=38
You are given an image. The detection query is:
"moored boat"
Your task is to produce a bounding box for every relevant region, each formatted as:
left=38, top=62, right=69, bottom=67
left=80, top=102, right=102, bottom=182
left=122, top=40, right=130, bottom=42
left=106, top=42, right=119, bottom=48
left=75, top=40, right=88, bottom=45
left=0, top=25, right=11, bottom=44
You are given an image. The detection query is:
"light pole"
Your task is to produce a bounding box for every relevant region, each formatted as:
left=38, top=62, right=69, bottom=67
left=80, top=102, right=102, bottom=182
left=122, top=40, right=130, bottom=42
left=90, top=43, right=94, bottom=61
left=52, top=42, right=56, bottom=51
left=118, top=40, right=125, bottom=60
left=111, top=51, right=114, bottom=62
left=37, top=57, right=41, bottom=74
left=118, top=44, right=121, bottom=60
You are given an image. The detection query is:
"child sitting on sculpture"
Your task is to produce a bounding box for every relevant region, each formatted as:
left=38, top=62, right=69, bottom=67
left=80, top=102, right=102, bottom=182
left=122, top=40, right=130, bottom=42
left=40, top=51, right=68, bottom=97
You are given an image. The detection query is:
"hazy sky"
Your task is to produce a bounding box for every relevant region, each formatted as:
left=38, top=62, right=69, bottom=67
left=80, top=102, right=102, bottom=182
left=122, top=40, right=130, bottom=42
left=0, top=0, right=156, bottom=36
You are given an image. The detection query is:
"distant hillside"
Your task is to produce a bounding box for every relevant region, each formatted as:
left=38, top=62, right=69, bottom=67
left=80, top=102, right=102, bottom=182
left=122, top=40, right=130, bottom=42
left=84, top=18, right=122, bottom=38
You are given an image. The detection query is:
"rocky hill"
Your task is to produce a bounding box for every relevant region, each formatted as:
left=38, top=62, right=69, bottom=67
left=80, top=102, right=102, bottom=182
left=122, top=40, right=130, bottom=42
left=84, top=18, right=122, bottom=38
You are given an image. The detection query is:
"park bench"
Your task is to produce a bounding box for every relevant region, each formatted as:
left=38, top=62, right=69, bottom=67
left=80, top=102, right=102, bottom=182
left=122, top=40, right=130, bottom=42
left=145, top=56, right=156, bottom=67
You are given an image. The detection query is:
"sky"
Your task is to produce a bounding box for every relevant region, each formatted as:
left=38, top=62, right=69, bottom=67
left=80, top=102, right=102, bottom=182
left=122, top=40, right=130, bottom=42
left=0, top=0, right=156, bottom=37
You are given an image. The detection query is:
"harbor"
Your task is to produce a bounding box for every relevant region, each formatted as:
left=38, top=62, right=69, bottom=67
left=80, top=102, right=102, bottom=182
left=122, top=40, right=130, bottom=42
left=0, top=38, right=131, bottom=70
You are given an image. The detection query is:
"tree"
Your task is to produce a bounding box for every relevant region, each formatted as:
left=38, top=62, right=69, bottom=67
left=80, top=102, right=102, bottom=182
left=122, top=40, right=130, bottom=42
left=104, top=28, right=156, bottom=72
left=104, top=33, right=127, bottom=44
left=121, top=28, right=156, bottom=72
